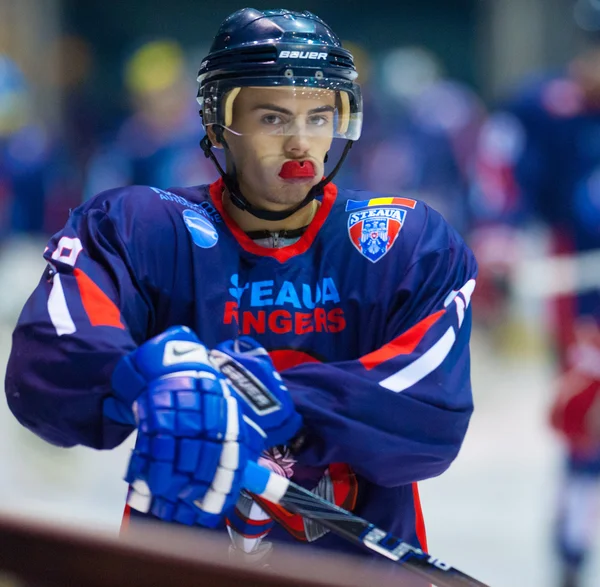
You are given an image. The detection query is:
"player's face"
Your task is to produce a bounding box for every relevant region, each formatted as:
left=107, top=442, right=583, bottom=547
left=222, top=86, right=335, bottom=209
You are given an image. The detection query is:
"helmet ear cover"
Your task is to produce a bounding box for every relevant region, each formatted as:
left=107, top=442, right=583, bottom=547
left=222, top=87, right=241, bottom=128
left=336, top=90, right=350, bottom=135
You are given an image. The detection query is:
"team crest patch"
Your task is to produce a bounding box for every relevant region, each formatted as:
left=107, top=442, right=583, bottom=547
left=347, top=207, right=407, bottom=263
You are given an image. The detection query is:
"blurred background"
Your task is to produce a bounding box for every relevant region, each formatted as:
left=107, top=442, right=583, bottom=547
left=1, top=0, right=600, bottom=586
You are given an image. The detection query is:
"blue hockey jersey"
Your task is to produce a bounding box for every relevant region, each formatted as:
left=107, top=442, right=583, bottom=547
left=5, top=178, right=477, bottom=556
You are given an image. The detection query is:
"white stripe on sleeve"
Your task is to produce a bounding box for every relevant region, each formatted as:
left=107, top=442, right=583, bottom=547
left=47, top=274, right=76, bottom=336
left=379, top=327, right=456, bottom=393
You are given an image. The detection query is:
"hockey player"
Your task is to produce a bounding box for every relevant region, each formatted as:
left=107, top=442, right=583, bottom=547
left=5, top=8, right=478, bottom=563
left=83, top=39, right=217, bottom=199
left=470, top=23, right=600, bottom=586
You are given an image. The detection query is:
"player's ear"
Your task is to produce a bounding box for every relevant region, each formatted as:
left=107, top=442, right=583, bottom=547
left=206, top=126, right=224, bottom=150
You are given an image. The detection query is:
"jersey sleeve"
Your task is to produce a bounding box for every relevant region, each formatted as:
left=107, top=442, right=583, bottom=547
left=4, top=189, right=157, bottom=449
left=284, top=218, right=478, bottom=487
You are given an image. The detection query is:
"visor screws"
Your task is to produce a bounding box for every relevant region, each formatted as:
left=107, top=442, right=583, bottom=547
left=315, top=70, right=324, bottom=80
left=284, top=68, right=294, bottom=78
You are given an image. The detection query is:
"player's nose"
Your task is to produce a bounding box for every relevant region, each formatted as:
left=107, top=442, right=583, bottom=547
left=283, top=130, right=311, bottom=156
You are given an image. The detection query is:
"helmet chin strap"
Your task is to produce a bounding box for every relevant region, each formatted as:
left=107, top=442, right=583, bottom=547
left=200, top=133, right=353, bottom=222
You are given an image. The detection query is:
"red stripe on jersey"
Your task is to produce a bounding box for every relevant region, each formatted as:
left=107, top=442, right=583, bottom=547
left=269, top=349, right=321, bottom=372
left=412, top=482, right=428, bottom=552
left=391, top=197, right=417, bottom=209
left=329, top=463, right=358, bottom=511
left=359, top=309, right=445, bottom=370
left=231, top=509, right=273, bottom=527
left=74, top=268, right=125, bottom=329
left=224, top=524, right=272, bottom=540
left=209, top=178, right=337, bottom=263
left=120, top=503, right=131, bottom=535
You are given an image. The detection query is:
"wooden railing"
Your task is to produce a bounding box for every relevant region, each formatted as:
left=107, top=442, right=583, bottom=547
left=0, top=512, right=428, bottom=586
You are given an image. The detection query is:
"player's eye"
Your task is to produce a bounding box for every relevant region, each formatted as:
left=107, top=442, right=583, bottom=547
left=261, top=113, right=285, bottom=126
left=307, top=114, right=331, bottom=127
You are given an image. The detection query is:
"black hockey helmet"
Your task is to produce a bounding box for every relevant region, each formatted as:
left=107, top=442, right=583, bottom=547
left=197, top=8, right=362, bottom=221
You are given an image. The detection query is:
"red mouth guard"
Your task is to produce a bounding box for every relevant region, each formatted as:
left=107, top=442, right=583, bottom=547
left=279, top=160, right=316, bottom=179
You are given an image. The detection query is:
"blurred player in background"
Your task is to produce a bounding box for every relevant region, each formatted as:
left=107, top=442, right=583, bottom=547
left=470, top=2, right=600, bottom=583
left=0, top=53, right=84, bottom=324
left=5, top=7, right=478, bottom=571
left=0, top=55, right=62, bottom=242
left=84, top=39, right=217, bottom=198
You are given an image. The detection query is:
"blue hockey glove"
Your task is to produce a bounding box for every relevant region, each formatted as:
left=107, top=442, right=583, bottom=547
left=108, top=326, right=266, bottom=528
left=209, top=336, right=302, bottom=448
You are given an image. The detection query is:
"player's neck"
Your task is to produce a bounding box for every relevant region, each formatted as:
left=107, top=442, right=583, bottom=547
left=222, top=191, right=320, bottom=232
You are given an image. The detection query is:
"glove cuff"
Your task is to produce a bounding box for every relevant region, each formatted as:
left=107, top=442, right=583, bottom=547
left=103, top=354, right=147, bottom=425
left=111, top=353, right=148, bottom=405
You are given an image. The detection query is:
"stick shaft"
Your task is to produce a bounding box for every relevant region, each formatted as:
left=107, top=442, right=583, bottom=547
left=243, top=462, right=489, bottom=587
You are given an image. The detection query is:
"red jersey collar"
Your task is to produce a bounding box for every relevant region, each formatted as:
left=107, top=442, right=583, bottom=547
left=208, top=178, right=337, bottom=263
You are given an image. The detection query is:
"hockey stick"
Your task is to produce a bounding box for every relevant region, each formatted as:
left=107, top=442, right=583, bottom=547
left=243, top=461, right=489, bottom=587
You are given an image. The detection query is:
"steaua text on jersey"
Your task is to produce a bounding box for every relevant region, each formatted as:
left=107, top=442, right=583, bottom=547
left=5, top=178, right=478, bottom=558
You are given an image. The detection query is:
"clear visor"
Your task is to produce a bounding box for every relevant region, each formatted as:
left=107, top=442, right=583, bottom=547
left=199, top=78, right=362, bottom=141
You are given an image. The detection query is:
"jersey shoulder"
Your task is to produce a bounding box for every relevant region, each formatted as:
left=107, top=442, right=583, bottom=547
left=73, top=184, right=227, bottom=253
left=334, top=186, right=462, bottom=253
left=78, top=183, right=219, bottom=229
left=332, top=185, right=476, bottom=278
left=65, top=183, right=224, bottom=268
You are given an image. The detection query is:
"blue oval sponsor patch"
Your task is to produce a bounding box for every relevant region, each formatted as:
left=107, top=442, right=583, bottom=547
left=183, top=209, right=219, bottom=248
